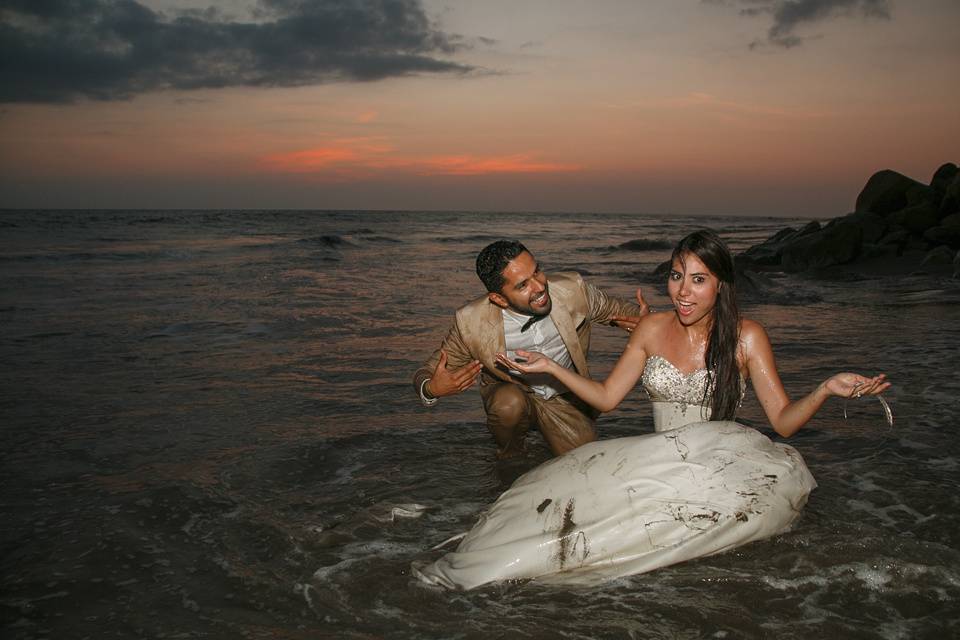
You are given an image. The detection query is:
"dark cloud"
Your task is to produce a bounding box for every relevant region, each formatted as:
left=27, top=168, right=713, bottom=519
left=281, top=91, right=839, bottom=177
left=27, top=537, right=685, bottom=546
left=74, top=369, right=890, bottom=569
left=0, top=0, right=475, bottom=103
left=705, top=0, right=891, bottom=48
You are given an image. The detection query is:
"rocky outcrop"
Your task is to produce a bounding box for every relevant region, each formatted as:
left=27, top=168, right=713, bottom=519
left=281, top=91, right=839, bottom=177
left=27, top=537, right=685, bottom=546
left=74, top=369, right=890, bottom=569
left=855, top=169, right=934, bottom=215
left=739, top=162, right=960, bottom=276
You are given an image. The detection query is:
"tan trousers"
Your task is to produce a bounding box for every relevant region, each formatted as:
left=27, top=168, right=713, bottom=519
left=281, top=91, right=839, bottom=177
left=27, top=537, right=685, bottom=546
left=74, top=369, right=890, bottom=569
left=480, top=383, right=598, bottom=458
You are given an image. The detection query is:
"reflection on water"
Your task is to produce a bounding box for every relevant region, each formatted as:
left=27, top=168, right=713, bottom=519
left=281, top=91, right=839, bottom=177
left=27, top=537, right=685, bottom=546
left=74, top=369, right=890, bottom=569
left=2, top=210, right=959, bottom=638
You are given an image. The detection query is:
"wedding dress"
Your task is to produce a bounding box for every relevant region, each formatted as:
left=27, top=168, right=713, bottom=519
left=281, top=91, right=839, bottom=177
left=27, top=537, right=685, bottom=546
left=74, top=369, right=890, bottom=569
left=413, top=355, right=818, bottom=590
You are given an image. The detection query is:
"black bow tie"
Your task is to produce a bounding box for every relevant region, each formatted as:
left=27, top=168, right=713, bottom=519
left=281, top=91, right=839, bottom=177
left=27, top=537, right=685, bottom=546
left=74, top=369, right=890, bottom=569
left=521, top=314, right=547, bottom=333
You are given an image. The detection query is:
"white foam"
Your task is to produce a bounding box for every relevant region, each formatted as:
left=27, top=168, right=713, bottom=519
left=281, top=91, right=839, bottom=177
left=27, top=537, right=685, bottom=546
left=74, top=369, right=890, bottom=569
left=369, top=502, right=429, bottom=523
left=312, top=557, right=359, bottom=581
left=312, top=539, right=423, bottom=581
left=853, top=564, right=893, bottom=590
left=762, top=572, right=830, bottom=590
left=762, top=558, right=960, bottom=599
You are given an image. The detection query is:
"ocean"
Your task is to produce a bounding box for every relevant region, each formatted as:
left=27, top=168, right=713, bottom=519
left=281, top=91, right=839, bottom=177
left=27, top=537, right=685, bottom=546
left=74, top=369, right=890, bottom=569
left=2, top=209, right=958, bottom=639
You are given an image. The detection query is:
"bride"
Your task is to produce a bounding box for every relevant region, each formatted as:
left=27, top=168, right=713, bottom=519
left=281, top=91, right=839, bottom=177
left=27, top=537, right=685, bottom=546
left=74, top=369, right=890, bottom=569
left=413, top=230, right=889, bottom=590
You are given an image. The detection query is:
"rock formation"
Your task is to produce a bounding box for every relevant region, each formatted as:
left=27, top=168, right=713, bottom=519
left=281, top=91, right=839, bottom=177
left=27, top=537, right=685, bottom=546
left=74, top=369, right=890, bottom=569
left=737, top=163, right=960, bottom=277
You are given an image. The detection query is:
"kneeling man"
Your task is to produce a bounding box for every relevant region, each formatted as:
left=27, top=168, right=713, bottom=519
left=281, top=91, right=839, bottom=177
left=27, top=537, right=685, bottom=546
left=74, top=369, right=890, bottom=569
left=413, top=240, right=646, bottom=458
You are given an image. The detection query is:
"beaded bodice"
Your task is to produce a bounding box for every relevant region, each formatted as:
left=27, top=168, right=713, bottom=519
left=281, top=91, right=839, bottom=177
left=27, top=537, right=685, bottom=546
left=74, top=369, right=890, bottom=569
left=641, top=355, right=744, bottom=432
left=642, top=355, right=713, bottom=406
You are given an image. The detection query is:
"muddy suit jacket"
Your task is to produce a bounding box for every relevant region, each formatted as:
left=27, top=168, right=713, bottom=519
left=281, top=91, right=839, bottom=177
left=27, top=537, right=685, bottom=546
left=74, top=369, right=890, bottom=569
left=413, top=272, right=641, bottom=407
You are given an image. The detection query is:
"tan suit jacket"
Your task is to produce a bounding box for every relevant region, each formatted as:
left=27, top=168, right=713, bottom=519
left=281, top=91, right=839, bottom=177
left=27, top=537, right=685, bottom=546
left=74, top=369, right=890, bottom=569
left=413, top=272, right=641, bottom=404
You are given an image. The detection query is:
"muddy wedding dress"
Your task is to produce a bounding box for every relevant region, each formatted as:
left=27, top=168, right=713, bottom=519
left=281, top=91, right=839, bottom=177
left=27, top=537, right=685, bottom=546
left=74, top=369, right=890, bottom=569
left=413, top=355, right=817, bottom=590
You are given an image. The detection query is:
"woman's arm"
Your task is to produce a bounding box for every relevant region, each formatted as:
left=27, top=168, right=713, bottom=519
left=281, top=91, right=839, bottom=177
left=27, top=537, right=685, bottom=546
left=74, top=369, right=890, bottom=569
left=742, top=319, right=889, bottom=437
left=496, top=319, right=652, bottom=412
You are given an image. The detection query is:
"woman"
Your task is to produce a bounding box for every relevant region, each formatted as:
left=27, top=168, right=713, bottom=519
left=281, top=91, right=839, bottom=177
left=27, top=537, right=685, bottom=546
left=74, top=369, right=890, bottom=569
left=413, top=230, right=889, bottom=590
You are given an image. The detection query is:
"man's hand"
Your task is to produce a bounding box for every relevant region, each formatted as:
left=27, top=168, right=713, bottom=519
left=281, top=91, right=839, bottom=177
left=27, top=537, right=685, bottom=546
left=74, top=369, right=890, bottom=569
left=610, top=287, right=650, bottom=333
left=426, top=350, right=482, bottom=398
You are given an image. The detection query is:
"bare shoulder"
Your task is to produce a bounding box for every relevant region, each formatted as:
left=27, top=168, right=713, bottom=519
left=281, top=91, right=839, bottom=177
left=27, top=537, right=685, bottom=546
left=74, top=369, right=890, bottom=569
left=639, top=308, right=673, bottom=330
left=738, top=317, right=772, bottom=358
left=739, top=317, right=767, bottom=340
left=630, top=309, right=671, bottom=346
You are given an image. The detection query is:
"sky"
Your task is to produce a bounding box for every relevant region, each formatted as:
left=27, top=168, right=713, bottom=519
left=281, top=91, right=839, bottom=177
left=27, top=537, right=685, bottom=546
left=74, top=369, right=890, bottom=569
left=1, top=0, right=957, bottom=217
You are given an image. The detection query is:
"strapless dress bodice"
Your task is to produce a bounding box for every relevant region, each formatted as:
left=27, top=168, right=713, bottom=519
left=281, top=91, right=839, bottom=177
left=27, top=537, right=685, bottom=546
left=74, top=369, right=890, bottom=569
left=641, top=355, right=744, bottom=431
left=642, top=354, right=712, bottom=404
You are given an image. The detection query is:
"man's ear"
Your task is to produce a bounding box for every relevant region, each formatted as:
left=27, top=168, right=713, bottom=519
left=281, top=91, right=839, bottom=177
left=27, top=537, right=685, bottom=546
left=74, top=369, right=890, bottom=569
left=488, top=292, right=508, bottom=308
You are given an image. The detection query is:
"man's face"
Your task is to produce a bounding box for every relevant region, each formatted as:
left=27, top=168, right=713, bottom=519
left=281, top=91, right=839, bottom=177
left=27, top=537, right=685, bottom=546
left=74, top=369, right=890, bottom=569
left=488, top=251, right=552, bottom=316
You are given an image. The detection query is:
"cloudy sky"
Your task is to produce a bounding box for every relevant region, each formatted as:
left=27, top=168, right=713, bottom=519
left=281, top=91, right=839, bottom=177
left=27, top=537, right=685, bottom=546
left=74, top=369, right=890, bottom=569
left=1, top=0, right=957, bottom=216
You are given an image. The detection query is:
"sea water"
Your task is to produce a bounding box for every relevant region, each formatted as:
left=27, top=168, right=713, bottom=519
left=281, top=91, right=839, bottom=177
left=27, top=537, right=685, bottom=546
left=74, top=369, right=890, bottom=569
left=2, top=209, right=958, bottom=639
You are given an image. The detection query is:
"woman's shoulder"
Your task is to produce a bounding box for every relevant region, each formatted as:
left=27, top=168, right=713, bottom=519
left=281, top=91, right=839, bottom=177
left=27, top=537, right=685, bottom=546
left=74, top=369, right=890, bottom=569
left=638, top=308, right=673, bottom=331
left=739, top=317, right=765, bottom=336
left=738, top=317, right=772, bottom=354
left=628, top=308, right=672, bottom=347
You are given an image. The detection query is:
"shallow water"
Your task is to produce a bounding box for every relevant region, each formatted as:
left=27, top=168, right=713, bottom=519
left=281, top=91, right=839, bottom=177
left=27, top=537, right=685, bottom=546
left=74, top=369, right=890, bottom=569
left=2, top=209, right=959, bottom=639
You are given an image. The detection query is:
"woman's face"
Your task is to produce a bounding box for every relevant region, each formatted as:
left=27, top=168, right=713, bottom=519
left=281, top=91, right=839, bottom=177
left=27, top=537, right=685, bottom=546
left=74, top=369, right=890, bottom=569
left=668, top=251, right=721, bottom=327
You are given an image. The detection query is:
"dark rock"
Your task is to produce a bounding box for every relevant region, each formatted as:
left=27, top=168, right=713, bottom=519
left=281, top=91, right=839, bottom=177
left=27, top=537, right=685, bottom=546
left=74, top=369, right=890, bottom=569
left=735, top=269, right=776, bottom=300
left=736, top=269, right=821, bottom=304
left=855, top=169, right=933, bottom=215
left=922, top=245, right=955, bottom=266
left=941, top=174, right=960, bottom=218
left=827, top=210, right=887, bottom=243
left=907, top=184, right=936, bottom=207
left=878, top=229, right=911, bottom=248
left=941, top=213, right=960, bottom=229
left=742, top=211, right=885, bottom=272
left=904, top=236, right=932, bottom=253
left=886, top=202, right=940, bottom=235
left=736, top=162, right=959, bottom=278
left=860, top=242, right=902, bottom=260
left=738, top=220, right=820, bottom=267
left=766, top=226, right=800, bottom=242
left=923, top=225, right=960, bottom=249
left=954, top=251, right=960, bottom=279
left=798, top=220, right=824, bottom=237
left=930, top=162, right=958, bottom=195
left=780, top=220, right=863, bottom=272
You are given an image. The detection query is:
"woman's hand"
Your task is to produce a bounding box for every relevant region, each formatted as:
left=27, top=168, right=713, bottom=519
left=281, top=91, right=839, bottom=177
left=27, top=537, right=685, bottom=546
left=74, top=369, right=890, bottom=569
left=823, top=373, right=890, bottom=398
left=495, top=350, right=555, bottom=375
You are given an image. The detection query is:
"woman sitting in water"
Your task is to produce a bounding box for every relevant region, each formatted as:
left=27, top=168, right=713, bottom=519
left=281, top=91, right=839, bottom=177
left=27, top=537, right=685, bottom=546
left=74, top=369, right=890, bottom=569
left=413, top=230, right=890, bottom=590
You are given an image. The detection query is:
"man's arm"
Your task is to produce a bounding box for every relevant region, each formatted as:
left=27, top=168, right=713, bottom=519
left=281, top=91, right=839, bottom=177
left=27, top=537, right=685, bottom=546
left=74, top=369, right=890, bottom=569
left=413, top=320, right=482, bottom=406
left=583, top=280, right=648, bottom=330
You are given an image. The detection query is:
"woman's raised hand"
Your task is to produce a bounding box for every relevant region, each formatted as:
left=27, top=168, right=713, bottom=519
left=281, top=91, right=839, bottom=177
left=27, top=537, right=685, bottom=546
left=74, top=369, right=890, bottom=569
left=824, top=372, right=890, bottom=398
left=496, top=349, right=555, bottom=374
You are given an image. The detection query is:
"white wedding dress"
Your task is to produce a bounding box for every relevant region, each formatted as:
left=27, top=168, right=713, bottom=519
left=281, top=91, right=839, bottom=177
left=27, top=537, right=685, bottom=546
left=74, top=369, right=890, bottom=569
left=413, top=356, right=817, bottom=590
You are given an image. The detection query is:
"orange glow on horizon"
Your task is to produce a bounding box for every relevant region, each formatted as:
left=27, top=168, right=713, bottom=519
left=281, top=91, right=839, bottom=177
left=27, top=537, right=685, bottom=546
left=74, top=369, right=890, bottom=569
left=415, top=154, right=580, bottom=176
left=259, top=141, right=580, bottom=178
left=261, top=147, right=360, bottom=171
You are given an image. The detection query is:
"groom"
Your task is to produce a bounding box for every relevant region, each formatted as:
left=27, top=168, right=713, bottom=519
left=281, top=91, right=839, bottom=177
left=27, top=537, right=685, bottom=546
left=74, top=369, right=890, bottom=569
left=413, top=240, right=647, bottom=458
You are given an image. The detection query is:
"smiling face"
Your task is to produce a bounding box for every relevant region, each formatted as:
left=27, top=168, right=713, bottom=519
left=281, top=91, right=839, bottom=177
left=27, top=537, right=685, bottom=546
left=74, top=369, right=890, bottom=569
left=488, top=251, right=552, bottom=316
left=668, top=251, right=721, bottom=327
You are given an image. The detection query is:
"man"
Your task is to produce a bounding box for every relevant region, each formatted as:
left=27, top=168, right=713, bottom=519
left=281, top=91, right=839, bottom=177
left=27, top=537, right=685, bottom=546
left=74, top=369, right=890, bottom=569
left=413, top=240, right=647, bottom=458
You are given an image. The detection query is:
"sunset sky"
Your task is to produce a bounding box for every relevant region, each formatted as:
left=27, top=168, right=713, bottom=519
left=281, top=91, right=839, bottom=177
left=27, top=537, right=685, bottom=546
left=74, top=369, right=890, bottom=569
left=1, top=0, right=957, bottom=216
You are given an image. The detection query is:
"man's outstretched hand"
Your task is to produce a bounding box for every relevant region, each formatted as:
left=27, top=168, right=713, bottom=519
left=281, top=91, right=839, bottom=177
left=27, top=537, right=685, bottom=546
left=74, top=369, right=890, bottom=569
left=610, top=287, right=650, bottom=333
left=426, top=350, right=482, bottom=398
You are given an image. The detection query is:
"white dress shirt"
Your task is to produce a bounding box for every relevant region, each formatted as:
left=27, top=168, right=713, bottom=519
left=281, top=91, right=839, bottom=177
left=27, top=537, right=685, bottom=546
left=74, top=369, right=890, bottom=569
left=501, top=308, right=573, bottom=399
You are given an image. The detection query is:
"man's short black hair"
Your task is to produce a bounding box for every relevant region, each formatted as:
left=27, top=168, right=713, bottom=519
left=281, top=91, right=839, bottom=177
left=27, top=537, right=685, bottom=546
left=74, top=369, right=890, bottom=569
left=476, top=240, right=529, bottom=293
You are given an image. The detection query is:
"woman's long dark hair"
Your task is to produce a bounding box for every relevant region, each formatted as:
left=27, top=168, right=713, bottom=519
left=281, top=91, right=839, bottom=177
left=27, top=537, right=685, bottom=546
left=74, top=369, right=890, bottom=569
left=671, top=230, right=741, bottom=420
